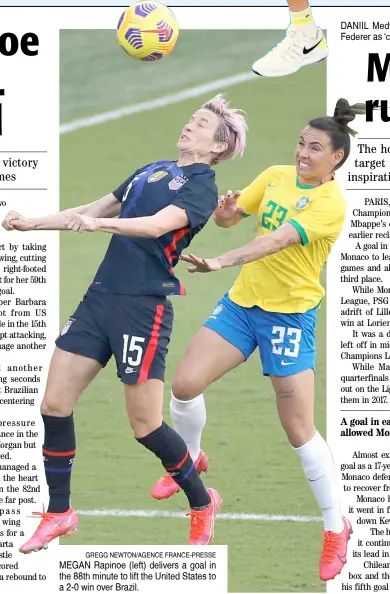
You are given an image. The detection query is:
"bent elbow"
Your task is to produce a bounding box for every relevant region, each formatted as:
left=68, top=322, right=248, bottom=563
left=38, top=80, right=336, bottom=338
left=151, top=222, right=171, bottom=238
left=148, top=226, right=162, bottom=239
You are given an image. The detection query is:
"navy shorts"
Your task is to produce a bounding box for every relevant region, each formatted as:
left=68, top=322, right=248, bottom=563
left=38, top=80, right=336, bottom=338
left=56, top=289, right=173, bottom=384
left=204, top=293, right=316, bottom=377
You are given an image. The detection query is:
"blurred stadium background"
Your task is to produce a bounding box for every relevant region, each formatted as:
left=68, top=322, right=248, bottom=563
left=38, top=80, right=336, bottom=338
left=60, top=30, right=326, bottom=593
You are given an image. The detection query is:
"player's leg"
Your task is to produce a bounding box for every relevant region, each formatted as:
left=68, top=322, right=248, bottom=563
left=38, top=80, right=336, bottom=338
left=271, top=371, right=351, bottom=581
left=20, top=291, right=112, bottom=554
left=252, top=0, right=328, bottom=77
left=256, top=307, right=350, bottom=581
left=271, top=369, right=343, bottom=524
left=109, top=294, right=223, bottom=544
left=171, top=326, right=246, bottom=456
left=124, top=379, right=221, bottom=544
left=152, top=293, right=256, bottom=500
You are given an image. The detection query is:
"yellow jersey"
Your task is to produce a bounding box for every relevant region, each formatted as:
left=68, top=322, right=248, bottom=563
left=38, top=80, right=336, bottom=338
left=229, top=165, right=347, bottom=313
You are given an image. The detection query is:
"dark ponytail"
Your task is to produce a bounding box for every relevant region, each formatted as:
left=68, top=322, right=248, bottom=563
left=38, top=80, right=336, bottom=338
left=333, top=98, right=366, bottom=138
left=308, top=99, right=366, bottom=170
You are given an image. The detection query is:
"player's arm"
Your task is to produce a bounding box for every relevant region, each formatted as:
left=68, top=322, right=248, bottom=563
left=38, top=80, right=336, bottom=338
left=2, top=193, right=121, bottom=232
left=71, top=204, right=189, bottom=238
left=217, top=223, right=301, bottom=267
left=181, top=223, right=301, bottom=272
left=64, top=176, right=218, bottom=236
left=64, top=177, right=218, bottom=236
left=182, top=194, right=346, bottom=273
left=2, top=167, right=146, bottom=232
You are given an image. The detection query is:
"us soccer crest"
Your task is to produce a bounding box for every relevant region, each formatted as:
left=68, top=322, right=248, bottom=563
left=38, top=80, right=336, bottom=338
left=294, top=196, right=310, bottom=211
left=169, top=175, right=188, bottom=191
left=148, top=171, right=168, bottom=183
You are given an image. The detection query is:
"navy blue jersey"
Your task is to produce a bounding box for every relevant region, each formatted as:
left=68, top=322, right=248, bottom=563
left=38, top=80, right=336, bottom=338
left=90, top=160, right=218, bottom=296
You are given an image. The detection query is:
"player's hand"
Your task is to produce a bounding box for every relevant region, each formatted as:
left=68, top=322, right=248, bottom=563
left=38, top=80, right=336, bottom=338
left=180, top=253, right=221, bottom=273
left=65, top=213, right=98, bottom=232
left=216, top=190, right=244, bottom=220
left=2, top=211, right=33, bottom=231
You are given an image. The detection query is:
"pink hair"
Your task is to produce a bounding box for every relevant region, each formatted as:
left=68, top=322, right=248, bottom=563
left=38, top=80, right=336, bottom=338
left=202, top=94, right=247, bottom=166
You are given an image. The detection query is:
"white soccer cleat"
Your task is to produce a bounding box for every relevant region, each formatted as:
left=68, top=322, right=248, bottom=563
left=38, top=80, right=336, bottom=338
left=252, top=27, right=328, bottom=78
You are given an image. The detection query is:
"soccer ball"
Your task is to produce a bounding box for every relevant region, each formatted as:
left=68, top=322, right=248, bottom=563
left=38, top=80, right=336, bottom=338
left=117, top=2, right=179, bottom=61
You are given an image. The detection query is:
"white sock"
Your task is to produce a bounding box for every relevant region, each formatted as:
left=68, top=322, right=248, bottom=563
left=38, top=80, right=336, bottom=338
left=170, top=392, right=206, bottom=461
left=290, top=7, right=318, bottom=37
left=294, top=431, right=344, bottom=533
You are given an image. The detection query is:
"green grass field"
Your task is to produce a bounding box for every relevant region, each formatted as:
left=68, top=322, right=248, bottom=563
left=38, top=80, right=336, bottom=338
left=60, top=30, right=326, bottom=593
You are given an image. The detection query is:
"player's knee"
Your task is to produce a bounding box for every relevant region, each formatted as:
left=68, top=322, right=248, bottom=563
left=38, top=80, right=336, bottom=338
left=128, top=412, right=162, bottom=439
left=131, top=421, right=162, bottom=439
left=40, top=395, right=73, bottom=417
left=172, top=371, right=203, bottom=401
left=282, top=420, right=316, bottom=448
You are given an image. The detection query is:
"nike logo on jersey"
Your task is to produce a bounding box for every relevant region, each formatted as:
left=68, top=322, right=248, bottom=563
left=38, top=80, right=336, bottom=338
left=281, top=360, right=295, bottom=366
left=303, top=38, right=324, bottom=55
left=125, top=367, right=137, bottom=374
left=123, top=179, right=137, bottom=202
left=123, top=171, right=148, bottom=202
